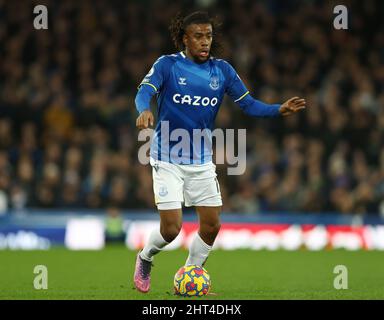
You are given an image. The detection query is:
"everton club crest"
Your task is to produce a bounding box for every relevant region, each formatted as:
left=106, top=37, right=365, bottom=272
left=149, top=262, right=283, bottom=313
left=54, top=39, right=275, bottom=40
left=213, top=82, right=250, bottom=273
left=209, top=76, right=220, bottom=90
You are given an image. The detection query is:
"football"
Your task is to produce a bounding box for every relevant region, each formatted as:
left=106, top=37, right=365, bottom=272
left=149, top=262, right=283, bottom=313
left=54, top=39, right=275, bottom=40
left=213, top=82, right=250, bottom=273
left=174, top=265, right=211, bottom=297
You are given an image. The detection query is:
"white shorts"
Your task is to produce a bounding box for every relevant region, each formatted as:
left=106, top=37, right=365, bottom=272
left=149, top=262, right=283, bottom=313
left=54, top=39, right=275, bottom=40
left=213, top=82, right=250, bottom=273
left=150, top=157, right=222, bottom=210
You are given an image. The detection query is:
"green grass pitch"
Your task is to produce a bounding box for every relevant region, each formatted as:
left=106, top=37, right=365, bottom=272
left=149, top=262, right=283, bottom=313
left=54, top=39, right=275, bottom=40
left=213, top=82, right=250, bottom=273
left=1, top=246, right=383, bottom=300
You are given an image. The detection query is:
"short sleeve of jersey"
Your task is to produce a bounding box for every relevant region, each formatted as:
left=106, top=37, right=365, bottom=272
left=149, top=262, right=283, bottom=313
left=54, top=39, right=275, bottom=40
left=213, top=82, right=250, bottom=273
left=138, top=56, right=169, bottom=93
left=223, top=61, right=250, bottom=103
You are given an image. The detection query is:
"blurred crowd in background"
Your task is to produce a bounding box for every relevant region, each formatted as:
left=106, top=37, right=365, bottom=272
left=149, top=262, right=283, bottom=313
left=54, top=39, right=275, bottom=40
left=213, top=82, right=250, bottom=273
left=0, top=0, right=383, bottom=215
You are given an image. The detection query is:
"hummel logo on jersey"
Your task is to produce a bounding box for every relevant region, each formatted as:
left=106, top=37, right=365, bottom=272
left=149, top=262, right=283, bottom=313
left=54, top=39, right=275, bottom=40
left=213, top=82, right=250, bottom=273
left=178, top=77, right=187, bottom=85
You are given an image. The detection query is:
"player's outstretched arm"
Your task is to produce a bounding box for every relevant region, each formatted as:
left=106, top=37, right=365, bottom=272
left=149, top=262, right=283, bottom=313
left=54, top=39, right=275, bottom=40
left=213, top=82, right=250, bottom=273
left=136, top=110, right=154, bottom=129
left=279, top=96, right=306, bottom=116
left=224, top=61, right=306, bottom=118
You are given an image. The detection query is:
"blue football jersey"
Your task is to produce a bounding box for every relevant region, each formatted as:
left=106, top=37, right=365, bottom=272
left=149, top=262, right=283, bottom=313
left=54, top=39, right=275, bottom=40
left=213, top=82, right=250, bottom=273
left=135, top=52, right=281, bottom=164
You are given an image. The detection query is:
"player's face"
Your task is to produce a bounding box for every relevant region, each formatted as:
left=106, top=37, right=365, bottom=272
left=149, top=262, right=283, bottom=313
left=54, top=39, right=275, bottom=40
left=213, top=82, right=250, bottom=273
left=183, top=23, right=213, bottom=63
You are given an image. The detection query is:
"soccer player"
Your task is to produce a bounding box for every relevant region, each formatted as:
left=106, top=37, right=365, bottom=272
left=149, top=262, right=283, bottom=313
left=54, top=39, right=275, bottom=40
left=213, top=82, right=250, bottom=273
left=133, top=11, right=306, bottom=293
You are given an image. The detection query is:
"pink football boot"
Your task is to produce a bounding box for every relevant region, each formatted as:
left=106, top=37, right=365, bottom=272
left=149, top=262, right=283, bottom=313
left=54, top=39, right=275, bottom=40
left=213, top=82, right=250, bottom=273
left=133, top=252, right=152, bottom=293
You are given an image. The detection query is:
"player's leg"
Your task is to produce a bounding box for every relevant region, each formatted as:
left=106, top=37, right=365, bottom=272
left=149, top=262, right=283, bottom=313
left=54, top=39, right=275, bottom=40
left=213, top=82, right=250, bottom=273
left=186, top=205, right=221, bottom=266
left=134, top=158, right=184, bottom=292
left=183, top=162, right=222, bottom=266
left=142, top=157, right=184, bottom=261
left=140, top=208, right=182, bottom=262
left=134, top=208, right=182, bottom=293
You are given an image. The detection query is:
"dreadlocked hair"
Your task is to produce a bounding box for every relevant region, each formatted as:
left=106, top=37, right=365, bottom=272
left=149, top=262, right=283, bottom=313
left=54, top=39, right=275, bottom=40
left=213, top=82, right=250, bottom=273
left=169, top=11, right=223, bottom=57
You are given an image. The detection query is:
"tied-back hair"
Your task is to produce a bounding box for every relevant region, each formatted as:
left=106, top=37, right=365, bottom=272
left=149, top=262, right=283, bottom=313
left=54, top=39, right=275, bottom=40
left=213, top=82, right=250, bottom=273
left=169, top=11, right=223, bottom=57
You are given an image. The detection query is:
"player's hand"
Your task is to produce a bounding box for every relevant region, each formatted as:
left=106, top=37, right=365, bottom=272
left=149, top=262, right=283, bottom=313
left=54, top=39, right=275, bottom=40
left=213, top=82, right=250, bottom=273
left=136, top=110, right=154, bottom=129
left=279, top=97, right=306, bottom=116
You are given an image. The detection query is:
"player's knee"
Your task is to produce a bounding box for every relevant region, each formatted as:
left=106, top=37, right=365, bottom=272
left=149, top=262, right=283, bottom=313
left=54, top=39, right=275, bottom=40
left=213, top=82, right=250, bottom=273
left=160, top=223, right=182, bottom=242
